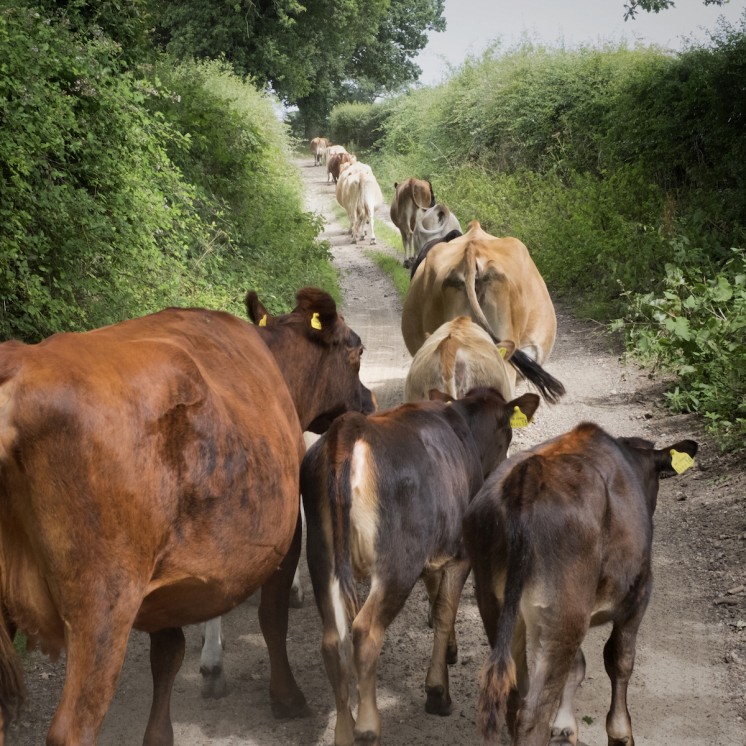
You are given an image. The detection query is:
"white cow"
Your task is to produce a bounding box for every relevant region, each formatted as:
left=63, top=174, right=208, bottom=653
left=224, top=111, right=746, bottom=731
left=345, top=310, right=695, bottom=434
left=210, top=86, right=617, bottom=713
left=335, top=161, right=384, bottom=244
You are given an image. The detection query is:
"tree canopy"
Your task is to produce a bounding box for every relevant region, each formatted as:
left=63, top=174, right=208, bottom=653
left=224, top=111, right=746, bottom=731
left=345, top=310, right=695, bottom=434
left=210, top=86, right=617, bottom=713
left=624, top=0, right=726, bottom=20
left=154, top=0, right=445, bottom=134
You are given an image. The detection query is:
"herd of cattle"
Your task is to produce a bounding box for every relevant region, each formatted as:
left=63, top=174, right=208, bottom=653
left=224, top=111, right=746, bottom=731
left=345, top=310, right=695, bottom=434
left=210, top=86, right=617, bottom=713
left=0, top=140, right=697, bottom=746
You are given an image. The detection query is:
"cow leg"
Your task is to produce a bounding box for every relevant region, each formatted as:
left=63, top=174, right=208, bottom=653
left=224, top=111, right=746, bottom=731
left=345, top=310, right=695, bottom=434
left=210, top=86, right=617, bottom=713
left=199, top=617, right=227, bottom=698
left=46, top=602, right=136, bottom=745
left=423, top=570, right=458, bottom=661
left=258, top=511, right=309, bottom=719
left=514, top=612, right=586, bottom=746
left=353, top=581, right=412, bottom=745
left=143, top=627, right=185, bottom=746
left=424, top=557, right=470, bottom=715
left=550, top=648, right=586, bottom=745
left=603, top=598, right=648, bottom=746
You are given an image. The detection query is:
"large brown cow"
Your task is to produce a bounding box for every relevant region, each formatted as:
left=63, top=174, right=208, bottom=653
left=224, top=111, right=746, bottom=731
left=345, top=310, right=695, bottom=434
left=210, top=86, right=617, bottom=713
left=310, top=136, right=331, bottom=166
left=389, top=178, right=435, bottom=267
left=405, top=316, right=516, bottom=403
left=463, top=423, right=698, bottom=746
left=402, top=220, right=564, bottom=403
left=0, top=288, right=373, bottom=745
left=301, top=387, right=540, bottom=746
left=336, top=161, right=384, bottom=245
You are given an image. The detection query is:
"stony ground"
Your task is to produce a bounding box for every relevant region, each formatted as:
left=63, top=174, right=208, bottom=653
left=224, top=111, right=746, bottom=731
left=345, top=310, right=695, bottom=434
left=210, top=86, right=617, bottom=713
left=9, top=157, right=745, bottom=746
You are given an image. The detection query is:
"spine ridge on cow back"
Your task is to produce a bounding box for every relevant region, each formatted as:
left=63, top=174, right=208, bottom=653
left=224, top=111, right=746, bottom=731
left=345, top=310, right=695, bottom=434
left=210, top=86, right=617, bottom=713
left=478, top=458, right=537, bottom=742
left=327, top=425, right=360, bottom=623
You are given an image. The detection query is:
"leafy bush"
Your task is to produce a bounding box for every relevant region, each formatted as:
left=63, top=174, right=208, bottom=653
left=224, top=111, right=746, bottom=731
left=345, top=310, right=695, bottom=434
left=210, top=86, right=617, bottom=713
left=616, top=246, right=746, bottom=447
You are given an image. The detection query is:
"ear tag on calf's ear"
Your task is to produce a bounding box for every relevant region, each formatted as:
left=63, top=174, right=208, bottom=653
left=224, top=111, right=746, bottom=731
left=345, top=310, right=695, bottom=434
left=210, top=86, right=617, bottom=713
left=311, top=312, right=322, bottom=330
left=258, top=314, right=267, bottom=327
left=510, top=406, right=529, bottom=428
left=670, top=448, right=695, bottom=474
left=498, top=347, right=507, bottom=358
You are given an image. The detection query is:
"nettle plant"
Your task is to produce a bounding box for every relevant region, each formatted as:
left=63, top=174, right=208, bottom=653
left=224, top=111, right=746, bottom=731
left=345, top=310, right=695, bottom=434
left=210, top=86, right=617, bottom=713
left=616, top=243, right=746, bottom=448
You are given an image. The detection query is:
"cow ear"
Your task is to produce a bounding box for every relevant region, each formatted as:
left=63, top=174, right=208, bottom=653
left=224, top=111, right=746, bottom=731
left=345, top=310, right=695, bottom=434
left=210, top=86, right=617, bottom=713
left=245, top=291, right=272, bottom=327
left=496, top=340, right=515, bottom=361
left=294, top=288, right=339, bottom=341
left=428, top=389, right=453, bottom=403
left=507, top=393, right=540, bottom=424
left=655, top=440, right=699, bottom=475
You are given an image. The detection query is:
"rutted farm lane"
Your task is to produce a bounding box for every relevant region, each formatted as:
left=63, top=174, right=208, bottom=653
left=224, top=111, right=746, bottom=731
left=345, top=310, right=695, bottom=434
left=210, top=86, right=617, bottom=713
left=10, top=157, right=745, bottom=746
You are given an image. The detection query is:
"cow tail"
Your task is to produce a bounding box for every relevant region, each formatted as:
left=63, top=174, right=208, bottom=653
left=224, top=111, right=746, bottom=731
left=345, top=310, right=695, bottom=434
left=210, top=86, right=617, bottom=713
left=0, top=611, right=24, bottom=736
left=509, top=349, right=566, bottom=404
left=462, top=242, right=566, bottom=404
left=327, top=428, right=360, bottom=623
left=478, top=459, right=536, bottom=742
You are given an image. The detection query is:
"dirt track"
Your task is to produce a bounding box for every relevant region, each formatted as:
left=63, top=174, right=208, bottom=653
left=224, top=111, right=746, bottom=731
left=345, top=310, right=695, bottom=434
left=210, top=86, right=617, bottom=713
left=10, top=157, right=746, bottom=745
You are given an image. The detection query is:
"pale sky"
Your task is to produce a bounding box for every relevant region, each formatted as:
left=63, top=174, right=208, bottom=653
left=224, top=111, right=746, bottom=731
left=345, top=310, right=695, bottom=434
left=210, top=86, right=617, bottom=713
left=415, top=0, right=746, bottom=86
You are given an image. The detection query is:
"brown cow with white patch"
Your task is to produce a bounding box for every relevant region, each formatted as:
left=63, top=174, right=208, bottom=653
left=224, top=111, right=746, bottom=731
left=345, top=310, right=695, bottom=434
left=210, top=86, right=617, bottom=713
left=310, top=136, right=331, bottom=166
left=0, top=288, right=373, bottom=745
left=463, top=423, right=698, bottom=746
left=389, top=178, right=435, bottom=267
left=402, top=220, right=564, bottom=403
left=301, top=387, right=540, bottom=746
left=405, top=316, right=516, bottom=403
left=327, top=151, right=356, bottom=184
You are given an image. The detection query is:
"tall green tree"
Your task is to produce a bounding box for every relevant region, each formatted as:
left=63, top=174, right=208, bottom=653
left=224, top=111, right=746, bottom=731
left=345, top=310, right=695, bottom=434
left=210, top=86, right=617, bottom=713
left=153, top=0, right=445, bottom=135
left=624, top=0, right=726, bottom=20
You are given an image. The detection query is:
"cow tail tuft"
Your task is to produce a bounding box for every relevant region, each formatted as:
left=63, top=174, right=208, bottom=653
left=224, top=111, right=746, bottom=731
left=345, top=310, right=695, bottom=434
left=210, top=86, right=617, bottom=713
left=477, top=459, right=536, bottom=742
left=327, top=430, right=359, bottom=622
left=510, top=349, right=566, bottom=404
left=0, top=615, right=24, bottom=736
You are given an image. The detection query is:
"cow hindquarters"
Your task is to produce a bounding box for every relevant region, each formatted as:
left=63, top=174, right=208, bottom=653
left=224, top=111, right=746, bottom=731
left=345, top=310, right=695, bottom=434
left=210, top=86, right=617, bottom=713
left=259, top=510, right=310, bottom=719
left=424, top=557, right=470, bottom=716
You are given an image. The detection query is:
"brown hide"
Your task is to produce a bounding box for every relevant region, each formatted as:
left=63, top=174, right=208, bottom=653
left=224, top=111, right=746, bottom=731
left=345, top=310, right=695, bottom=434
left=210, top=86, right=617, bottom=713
left=401, top=221, right=557, bottom=365
left=463, top=423, right=698, bottom=746
left=302, top=388, right=540, bottom=746
left=0, top=288, right=372, bottom=743
left=404, top=316, right=516, bottom=402
left=389, top=178, right=435, bottom=260
left=327, top=151, right=356, bottom=183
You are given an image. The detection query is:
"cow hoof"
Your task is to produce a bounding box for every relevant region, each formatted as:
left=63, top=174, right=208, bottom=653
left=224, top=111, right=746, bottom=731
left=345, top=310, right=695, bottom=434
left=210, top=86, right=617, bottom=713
left=200, top=670, right=228, bottom=699
left=425, top=685, right=452, bottom=716
left=290, top=586, right=304, bottom=609
left=550, top=726, right=577, bottom=745
left=402, top=258, right=412, bottom=269
left=608, top=738, right=633, bottom=746
left=353, top=729, right=379, bottom=744
left=271, top=692, right=312, bottom=719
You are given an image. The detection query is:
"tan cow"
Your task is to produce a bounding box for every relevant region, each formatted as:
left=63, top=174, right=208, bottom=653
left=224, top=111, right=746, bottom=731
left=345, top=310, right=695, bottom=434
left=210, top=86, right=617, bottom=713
left=389, top=178, right=435, bottom=266
left=310, top=136, right=331, bottom=166
left=402, top=220, right=564, bottom=402
left=335, top=161, right=384, bottom=244
left=405, top=316, right=516, bottom=403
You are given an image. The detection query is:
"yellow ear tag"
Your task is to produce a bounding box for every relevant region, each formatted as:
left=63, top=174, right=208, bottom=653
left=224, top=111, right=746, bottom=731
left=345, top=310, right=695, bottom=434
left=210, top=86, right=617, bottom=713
left=498, top=347, right=507, bottom=359
left=258, top=314, right=267, bottom=327
left=311, top=312, right=322, bottom=330
left=670, top=449, right=695, bottom=474
left=510, top=406, right=529, bottom=429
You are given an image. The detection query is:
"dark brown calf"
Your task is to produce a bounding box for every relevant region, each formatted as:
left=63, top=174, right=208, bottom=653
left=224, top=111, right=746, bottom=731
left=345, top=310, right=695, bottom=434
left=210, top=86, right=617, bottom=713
left=463, top=423, right=698, bottom=746
left=301, top=387, right=540, bottom=746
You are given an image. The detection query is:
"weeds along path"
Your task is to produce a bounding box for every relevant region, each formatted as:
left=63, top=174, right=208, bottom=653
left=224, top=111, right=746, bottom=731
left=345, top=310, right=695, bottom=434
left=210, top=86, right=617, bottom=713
left=9, top=158, right=744, bottom=746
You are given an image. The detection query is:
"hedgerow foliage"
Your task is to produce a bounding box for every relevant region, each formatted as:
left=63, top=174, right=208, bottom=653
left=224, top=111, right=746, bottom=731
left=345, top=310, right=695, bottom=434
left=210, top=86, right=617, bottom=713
left=0, top=5, right=331, bottom=342
left=335, top=19, right=746, bottom=447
